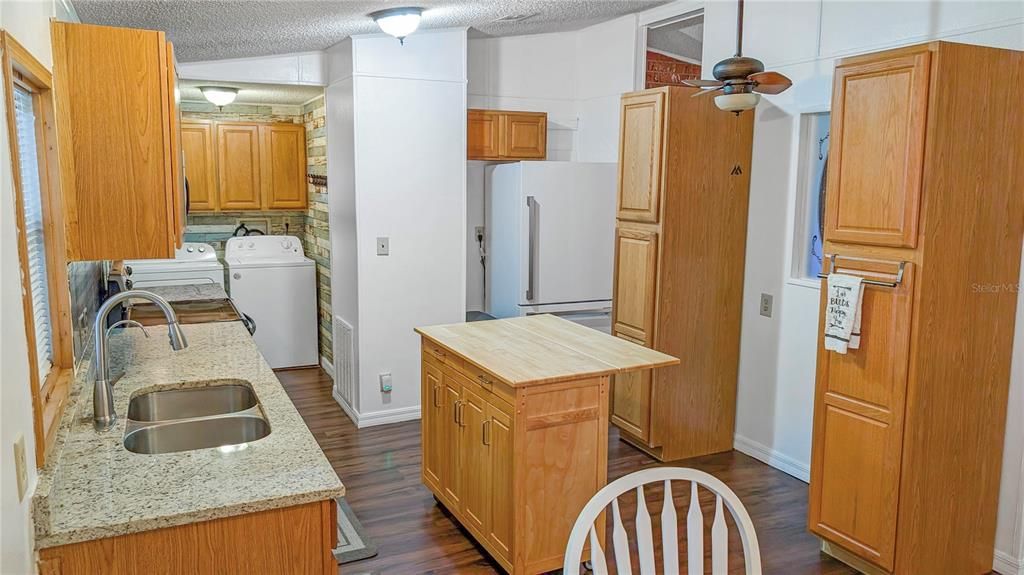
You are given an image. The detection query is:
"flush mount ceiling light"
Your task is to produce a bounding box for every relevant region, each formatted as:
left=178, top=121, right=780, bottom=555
left=198, top=86, right=238, bottom=108
left=370, top=7, right=424, bottom=44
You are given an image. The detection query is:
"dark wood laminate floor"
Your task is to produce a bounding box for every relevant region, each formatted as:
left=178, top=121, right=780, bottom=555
left=278, top=367, right=856, bottom=575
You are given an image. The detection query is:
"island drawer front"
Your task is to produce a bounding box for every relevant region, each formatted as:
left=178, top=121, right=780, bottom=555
left=460, top=361, right=515, bottom=408
left=447, top=364, right=515, bottom=418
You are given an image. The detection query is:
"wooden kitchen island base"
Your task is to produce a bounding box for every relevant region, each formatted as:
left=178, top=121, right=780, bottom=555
left=416, top=315, right=677, bottom=574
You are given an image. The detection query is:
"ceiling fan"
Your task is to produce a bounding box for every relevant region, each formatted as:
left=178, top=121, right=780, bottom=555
left=683, top=0, right=792, bottom=114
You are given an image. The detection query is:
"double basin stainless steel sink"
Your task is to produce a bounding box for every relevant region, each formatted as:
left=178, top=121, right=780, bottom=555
left=123, top=381, right=270, bottom=455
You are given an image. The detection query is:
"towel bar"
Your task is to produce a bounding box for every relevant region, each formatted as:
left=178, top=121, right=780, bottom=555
left=817, top=255, right=906, bottom=288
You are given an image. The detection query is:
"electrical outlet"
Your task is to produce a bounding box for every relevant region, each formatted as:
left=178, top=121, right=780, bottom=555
left=379, top=372, right=393, bottom=393
left=376, top=237, right=389, bottom=256
left=760, top=293, right=774, bottom=318
left=14, top=434, right=28, bottom=501
left=474, top=226, right=485, bottom=241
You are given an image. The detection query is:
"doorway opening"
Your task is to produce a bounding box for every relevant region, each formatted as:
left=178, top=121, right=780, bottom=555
left=644, top=10, right=704, bottom=89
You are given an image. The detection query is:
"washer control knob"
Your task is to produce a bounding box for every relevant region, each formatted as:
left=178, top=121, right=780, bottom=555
left=233, top=273, right=242, bottom=280
left=197, top=246, right=206, bottom=253
left=248, top=242, right=255, bottom=248
left=186, top=246, right=194, bottom=253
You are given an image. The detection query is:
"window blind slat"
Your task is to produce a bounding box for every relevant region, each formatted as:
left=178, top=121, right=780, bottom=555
left=14, top=85, right=53, bottom=381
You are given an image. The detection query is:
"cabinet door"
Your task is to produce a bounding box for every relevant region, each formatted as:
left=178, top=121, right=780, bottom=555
left=467, top=110, right=501, bottom=160
left=216, top=123, right=262, bottom=210
left=617, top=91, right=665, bottom=223
left=261, top=124, right=307, bottom=210
left=501, top=112, right=546, bottom=159
left=809, top=259, right=915, bottom=571
left=612, top=227, right=658, bottom=343
left=487, top=405, right=514, bottom=563
left=181, top=121, right=217, bottom=212
left=610, top=333, right=652, bottom=442
left=460, top=384, right=490, bottom=536
left=165, top=42, right=185, bottom=248
left=825, top=49, right=930, bottom=248
left=440, top=373, right=462, bottom=508
left=421, top=356, right=444, bottom=492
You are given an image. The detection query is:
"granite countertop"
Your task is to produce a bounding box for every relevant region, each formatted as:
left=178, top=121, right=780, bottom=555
left=142, top=283, right=229, bottom=302
left=32, top=321, right=344, bottom=549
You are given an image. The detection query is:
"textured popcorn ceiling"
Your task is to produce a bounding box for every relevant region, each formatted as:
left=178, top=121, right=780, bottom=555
left=179, top=80, right=324, bottom=106
left=73, top=0, right=669, bottom=62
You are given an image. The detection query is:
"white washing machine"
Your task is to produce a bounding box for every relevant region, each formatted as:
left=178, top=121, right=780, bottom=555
left=225, top=235, right=318, bottom=369
left=125, top=243, right=225, bottom=287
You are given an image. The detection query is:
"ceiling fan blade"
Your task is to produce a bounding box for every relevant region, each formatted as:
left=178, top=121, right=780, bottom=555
left=681, top=79, right=724, bottom=88
left=749, top=71, right=793, bottom=94
left=691, top=86, right=725, bottom=98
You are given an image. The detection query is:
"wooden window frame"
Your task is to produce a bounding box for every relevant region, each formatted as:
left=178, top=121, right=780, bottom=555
left=2, top=31, right=74, bottom=467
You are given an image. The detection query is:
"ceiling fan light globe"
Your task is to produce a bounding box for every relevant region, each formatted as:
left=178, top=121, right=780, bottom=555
left=714, top=92, right=760, bottom=113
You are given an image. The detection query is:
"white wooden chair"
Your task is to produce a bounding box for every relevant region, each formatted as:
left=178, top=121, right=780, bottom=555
left=563, top=467, right=762, bottom=575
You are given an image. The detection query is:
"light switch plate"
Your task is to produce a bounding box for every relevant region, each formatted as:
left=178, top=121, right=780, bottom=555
left=376, top=237, right=389, bottom=256
left=14, top=434, right=28, bottom=501
left=760, top=293, right=774, bottom=318
left=379, top=372, right=393, bottom=393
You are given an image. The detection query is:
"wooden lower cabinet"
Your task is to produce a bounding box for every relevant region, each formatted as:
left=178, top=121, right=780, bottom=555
left=420, top=345, right=608, bottom=574
left=37, top=500, right=337, bottom=574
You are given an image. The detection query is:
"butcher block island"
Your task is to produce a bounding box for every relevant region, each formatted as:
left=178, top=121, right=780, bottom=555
left=415, top=314, right=679, bottom=574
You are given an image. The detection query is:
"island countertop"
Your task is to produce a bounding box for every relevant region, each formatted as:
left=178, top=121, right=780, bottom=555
left=414, top=314, right=678, bottom=386
left=32, top=320, right=345, bottom=550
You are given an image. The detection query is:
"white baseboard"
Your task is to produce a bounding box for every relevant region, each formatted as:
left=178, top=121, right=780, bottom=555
left=320, top=356, right=335, bottom=379
left=734, top=434, right=1024, bottom=573
left=330, top=388, right=420, bottom=428
left=993, top=549, right=1023, bottom=575
left=733, top=434, right=810, bottom=483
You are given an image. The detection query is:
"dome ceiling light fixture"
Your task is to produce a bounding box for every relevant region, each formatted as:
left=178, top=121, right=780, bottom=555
left=198, top=86, right=239, bottom=109
left=683, top=0, right=792, bottom=114
left=370, top=7, right=424, bottom=45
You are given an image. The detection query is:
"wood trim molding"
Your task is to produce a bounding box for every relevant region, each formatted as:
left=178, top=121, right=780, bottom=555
left=2, top=31, right=73, bottom=467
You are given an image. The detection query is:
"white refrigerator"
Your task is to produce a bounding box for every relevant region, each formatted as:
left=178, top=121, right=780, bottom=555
left=485, top=161, right=617, bottom=332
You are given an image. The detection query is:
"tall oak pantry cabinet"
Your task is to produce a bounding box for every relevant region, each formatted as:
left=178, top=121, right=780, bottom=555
left=610, top=86, right=753, bottom=461
left=808, top=42, right=1024, bottom=575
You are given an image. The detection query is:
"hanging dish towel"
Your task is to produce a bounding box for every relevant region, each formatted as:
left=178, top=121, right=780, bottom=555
left=824, top=274, right=864, bottom=354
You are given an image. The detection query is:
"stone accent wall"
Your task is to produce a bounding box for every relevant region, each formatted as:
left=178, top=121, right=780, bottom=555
left=645, top=51, right=702, bottom=89
left=184, top=212, right=307, bottom=258
left=303, top=95, right=332, bottom=364
left=68, top=261, right=103, bottom=367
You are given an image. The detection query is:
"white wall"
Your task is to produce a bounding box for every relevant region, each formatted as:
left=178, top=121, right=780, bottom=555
left=681, top=1, right=1024, bottom=571
left=327, top=30, right=467, bottom=426
left=464, top=16, right=638, bottom=308
left=178, top=51, right=327, bottom=86
left=1, top=2, right=76, bottom=572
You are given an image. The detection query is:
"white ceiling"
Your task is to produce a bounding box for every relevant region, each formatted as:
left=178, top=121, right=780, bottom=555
left=73, top=0, right=669, bottom=62
left=179, top=80, right=324, bottom=106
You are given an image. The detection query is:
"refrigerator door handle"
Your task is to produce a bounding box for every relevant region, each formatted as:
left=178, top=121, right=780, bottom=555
left=526, top=195, right=538, bottom=301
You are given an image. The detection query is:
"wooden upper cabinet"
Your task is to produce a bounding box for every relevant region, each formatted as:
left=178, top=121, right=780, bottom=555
left=51, top=21, right=183, bottom=260
left=216, top=123, right=262, bottom=210
left=181, top=121, right=217, bottom=212
left=261, top=123, right=308, bottom=209
left=501, top=112, right=546, bottom=159
left=617, top=91, right=665, bottom=223
left=809, top=259, right=916, bottom=571
left=467, top=109, right=546, bottom=160
left=825, top=49, right=931, bottom=248
left=612, top=227, right=659, bottom=343
left=468, top=110, right=501, bottom=159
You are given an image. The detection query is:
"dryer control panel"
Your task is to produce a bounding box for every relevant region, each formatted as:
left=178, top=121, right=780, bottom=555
left=225, top=235, right=306, bottom=260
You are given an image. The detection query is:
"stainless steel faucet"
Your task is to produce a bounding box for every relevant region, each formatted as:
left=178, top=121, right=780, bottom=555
left=93, top=290, right=188, bottom=431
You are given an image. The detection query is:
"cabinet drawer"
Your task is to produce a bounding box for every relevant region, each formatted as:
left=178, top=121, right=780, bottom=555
left=612, top=227, right=658, bottom=344
left=617, top=90, right=665, bottom=223
left=809, top=258, right=914, bottom=571
left=460, top=362, right=514, bottom=408
left=825, top=50, right=930, bottom=248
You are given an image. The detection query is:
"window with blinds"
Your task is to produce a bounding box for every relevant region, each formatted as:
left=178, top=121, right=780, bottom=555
left=14, top=84, right=53, bottom=382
